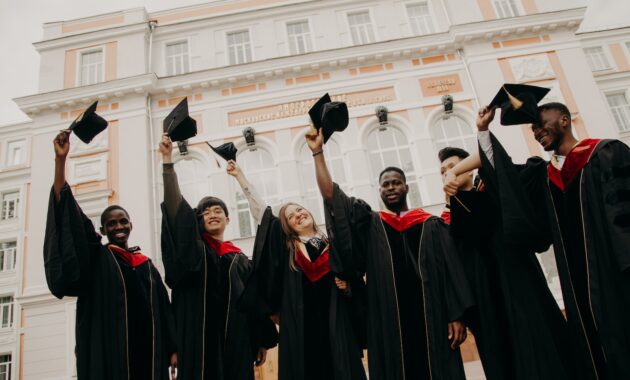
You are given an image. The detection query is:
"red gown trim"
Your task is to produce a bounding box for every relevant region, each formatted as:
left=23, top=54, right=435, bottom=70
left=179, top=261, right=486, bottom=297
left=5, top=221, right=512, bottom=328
left=107, top=244, right=149, bottom=267
left=202, top=232, right=242, bottom=256
left=440, top=209, right=451, bottom=225
left=547, top=139, right=601, bottom=191
left=295, top=246, right=331, bottom=283
left=379, top=209, right=433, bottom=232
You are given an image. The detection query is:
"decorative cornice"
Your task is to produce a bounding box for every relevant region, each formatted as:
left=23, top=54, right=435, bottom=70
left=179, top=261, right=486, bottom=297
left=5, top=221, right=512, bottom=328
left=34, top=23, right=149, bottom=52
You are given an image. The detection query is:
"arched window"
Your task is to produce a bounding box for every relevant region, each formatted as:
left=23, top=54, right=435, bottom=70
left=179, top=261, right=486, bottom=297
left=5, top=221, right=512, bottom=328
left=367, top=127, right=423, bottom=207
left=236, top=148, right=278, bottom=237
left=298, top=138, right=347, bottom=224
left=429, top=114, right=476, bottom=152
left=174, top=156, right=209, bottom=206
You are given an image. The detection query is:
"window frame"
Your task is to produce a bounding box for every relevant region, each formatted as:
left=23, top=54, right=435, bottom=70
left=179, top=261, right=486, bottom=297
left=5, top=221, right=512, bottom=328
left=225, top=28, right=255, bottom=66
left=491, top=0, right=523, bottom=19
left=163, top=38, right=191, bottom=76
left=404, top=1, right=436, bottom=36
left=76, top=47, right=105, bottom=86
left=583, top=46, right=614, bottom=72
left=0, top=352, right=11, bottom=380
left=605, top=90, right=630, bottom=132
left=0, top=191, right=20, bottom=222
left=429, top=112, right=478, bottom=154
left=0, top=240, right=17, bottom=273
left=345, top=9, right=377, bottom=46
left=3, top=138, right=27, bottom=168
left=285, top=18, right=314, bottom=56
left=0, top=295, right=14, bottom=330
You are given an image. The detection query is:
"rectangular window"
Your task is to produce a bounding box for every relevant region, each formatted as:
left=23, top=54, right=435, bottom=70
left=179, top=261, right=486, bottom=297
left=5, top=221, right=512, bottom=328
left=165, top=41, right=190, bottom=76
left=227, top=30, right=252, bottom=65
left=5, top=140, right=26, bottom=167
left=493, top=0, right=521, bottom=18
left=0, top=242, right=16, bottom=272
left=0, top=192, right=18, bottom=221
left=584, top=47, right=612, bottom=71
left=0, top=297, right=13, bottom=329
left=347, top=11, right=375, bottom=45
left=406, top=2, right=435, bottom=35
left=80, top=50, right=103, bottom=86
left=606, top=93, right=630, bottom=132
left=287, top=20, right=313, bottom=55
left=0, top=354, right=10, bottom=380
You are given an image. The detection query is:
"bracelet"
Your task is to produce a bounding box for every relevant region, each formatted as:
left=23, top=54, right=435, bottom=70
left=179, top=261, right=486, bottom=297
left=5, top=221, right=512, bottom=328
left=312, top=150, right=323, bottom=157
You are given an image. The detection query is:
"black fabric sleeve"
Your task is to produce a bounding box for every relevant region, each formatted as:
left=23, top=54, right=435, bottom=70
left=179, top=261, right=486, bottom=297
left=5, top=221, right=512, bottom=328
left=593, top=140, right=630, bottom=272
left=160, top=199, right=205, bottom=289
left=43, top=183, right=101, bottom=299
left=153, top=264, right=177, bottom=356
left=162, top=163, right=183, bottom=228
left=478, top=132, right=552, bottom=253
left=324, top=183, right=372, bottom=275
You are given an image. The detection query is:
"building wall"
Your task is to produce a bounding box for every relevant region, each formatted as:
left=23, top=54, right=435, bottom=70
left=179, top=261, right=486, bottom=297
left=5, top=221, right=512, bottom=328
left=5, top=0, right=630, bottom=378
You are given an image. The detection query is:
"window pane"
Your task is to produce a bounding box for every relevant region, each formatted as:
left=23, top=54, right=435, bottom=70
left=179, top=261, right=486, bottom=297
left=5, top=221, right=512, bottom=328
left=584, top=47, right=611, bottom=71
left=287, top=21, right=312, bottom=55
left=606, top=93, right=630, bottom=132
left=348, top=11, right=375, bottom=45
left=227, top=31, right=252, bottom=65
left=165, top=41, right=189, bottom=76
left=80, top=50, right=103, bottom=86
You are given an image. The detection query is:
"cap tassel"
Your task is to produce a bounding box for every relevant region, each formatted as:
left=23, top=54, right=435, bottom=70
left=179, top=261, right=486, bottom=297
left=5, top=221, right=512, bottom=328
left=503, top=86, right=524, bottom=110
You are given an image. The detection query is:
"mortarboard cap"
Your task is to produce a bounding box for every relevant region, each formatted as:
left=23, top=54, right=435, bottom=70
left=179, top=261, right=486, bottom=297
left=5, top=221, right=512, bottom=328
left=67, top=101, right=108, bottom=144
left=164, top=98, right=197, bottom=142
left=308, top=93, right=349, bottom=143
left=489, top=84, right=550, bottom=125
left=207, top=142, right=238, bottom=162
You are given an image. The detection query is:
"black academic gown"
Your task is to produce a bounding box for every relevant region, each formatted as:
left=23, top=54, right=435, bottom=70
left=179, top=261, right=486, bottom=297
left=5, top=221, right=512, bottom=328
left=43, top=184, right=176, bottom=380
left=449, top=186, right=576, bottom=380
left=241, top=207, right=367, bottom=380
left=160, top=199, right=277, bottom=380
left=479, top=133, right=630, bottom=379
left=325, top=184, right=473, bottom=380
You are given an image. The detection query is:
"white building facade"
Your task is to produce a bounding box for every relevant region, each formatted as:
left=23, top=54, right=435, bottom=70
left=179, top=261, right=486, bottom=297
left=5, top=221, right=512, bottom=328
left=3, top=0, right=630, bottom=378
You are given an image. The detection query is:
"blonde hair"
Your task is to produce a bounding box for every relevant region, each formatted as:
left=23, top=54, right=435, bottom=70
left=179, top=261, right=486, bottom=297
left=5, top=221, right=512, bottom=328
left=278, top=202, right=328, bottom=271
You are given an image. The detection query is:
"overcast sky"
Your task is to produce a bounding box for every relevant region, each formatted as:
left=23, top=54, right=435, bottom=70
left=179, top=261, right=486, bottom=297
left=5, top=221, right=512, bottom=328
left=0, top=0, right=626, bottom=128
left=0, top=0, right=212, bottom=127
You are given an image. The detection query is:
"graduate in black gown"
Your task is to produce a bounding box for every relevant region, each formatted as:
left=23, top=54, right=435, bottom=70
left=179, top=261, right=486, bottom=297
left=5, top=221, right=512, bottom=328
left=229, top=160, right=367, bottom=380
left=445, top=101, right=630, bottom=379
left=158, top=135, right=277, bottom=380
left=440, top=146, right=576, bottom=380
left=306, top=128, right=474, bottom=380
left=44, top=131, right=177, bottom=380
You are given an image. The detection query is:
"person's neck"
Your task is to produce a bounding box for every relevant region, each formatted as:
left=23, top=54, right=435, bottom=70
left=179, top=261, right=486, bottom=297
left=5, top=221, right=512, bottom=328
left=385, top=203, right=409, bottom=215
left=207, top=231, right=224, bottom=242
left=555, top=135, right=579, bottom=156
left=110, top=241, right=129, bottom=250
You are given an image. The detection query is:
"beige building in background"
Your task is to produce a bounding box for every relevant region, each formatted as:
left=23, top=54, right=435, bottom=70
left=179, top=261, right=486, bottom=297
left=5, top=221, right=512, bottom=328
left=0, top=0, right=628, bottom=378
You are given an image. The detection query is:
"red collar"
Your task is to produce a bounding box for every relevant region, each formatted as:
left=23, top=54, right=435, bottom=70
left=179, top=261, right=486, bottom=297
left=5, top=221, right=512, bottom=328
left=107, top=244, right=149, bottom=268
left=440, top=209, right=451, bottom=225
left=295, top=246, right=330, bottom=283
left=548, top=139, right=601, bottom=191
left=202, top=232, right=242, bottom=257
left=379, top=209, right=433, bottom=232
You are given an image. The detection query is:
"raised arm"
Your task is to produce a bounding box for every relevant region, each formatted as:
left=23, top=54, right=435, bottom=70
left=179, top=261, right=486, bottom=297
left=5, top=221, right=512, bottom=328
left=53, top=131, right=70, bottom=201
left=226, top=160, right=266, bottom=225
left=305, top=128, right=334, bottom=202
left=159, top=134, right=183, bottom=227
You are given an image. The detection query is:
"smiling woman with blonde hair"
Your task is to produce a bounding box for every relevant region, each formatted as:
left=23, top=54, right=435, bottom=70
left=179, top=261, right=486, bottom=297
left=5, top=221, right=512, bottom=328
left=229, top=159, right=366, bottom=380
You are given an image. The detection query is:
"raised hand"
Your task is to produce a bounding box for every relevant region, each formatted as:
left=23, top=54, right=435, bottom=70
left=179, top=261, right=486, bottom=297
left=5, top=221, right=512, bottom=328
left=443, top=170, right=460, bottom=196
left=448, top=320, right=467, bottom=349
left=255, top=347, right=267, bottom=367
left=159, top=134, right=173, bottom=163
left=226, top=160, right=241, bottom=178
left=53, top=131, right=71, bottom=160
left=305, top=126, right=324, bottom=153
left=476, top=105, right=496, bottom=132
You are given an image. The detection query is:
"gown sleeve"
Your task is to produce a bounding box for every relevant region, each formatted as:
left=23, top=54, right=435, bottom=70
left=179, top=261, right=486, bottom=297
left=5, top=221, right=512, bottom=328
left=478, top=132, right=552, bottom=253
left=43, top=183, right=101, bottom=299
left=324, top=183, right=373, bottom=275
left=153, top=264, right=177, bottom=357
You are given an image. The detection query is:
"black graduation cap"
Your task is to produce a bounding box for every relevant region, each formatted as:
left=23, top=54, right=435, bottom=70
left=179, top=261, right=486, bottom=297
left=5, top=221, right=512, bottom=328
left=308, top=93, right=349, bottom=143
left=164, top=98, right=197, bottom=142
left=207, top=142, right=237, bottom=162
left=489, top=84, right=550, bottom=125
left=67, top=101, right=108, bottom=144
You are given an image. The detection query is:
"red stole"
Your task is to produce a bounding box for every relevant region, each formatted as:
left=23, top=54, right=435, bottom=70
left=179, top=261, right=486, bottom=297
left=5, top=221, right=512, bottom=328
left=547, top=139, right=601, bottom=191
left=202, top=232, right=242, bottom=257
left=440, top=209, right=451, bottom=225
left=295, top=244, right=331, bottom=283
left=379, top=209, right=433, bottom=232
left=108, top=244, right=149, bottom=267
